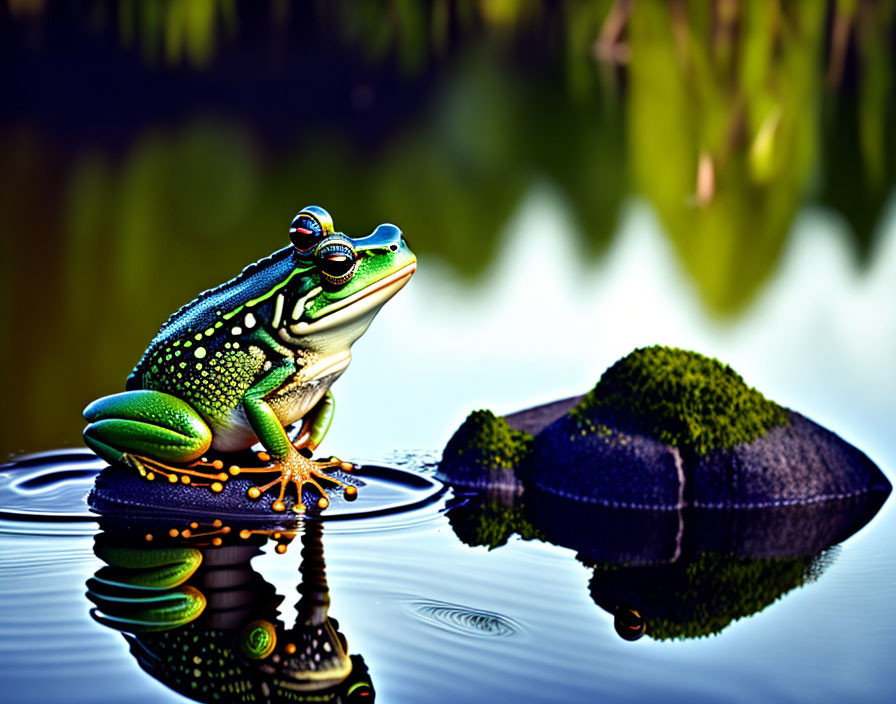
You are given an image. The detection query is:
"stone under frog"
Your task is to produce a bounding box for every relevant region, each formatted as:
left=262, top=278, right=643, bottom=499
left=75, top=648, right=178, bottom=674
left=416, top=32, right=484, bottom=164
left=83, top=206, right=416, bottom=514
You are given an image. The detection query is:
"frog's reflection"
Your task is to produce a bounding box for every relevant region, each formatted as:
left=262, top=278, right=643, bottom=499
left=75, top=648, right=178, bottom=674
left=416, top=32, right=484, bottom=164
left=447, top=487, right=889, bottom=641
left=86, top=517, right=373, bottom=702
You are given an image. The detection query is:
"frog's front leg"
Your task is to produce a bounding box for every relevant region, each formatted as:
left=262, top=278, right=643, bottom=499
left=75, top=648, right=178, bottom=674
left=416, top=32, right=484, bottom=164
left=238, top=369, right=355, bottom=513
left=83, top=390, right=229, bottom=486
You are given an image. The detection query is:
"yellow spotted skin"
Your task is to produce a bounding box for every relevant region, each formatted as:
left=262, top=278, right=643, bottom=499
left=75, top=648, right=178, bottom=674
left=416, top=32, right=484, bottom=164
left=144, top=343, right=267, bottom=420
left=83, top=206, right=416, bottom=509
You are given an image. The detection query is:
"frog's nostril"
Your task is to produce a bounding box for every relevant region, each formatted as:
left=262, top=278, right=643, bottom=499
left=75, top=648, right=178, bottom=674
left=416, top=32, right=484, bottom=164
left=354, top=224, right=406, bottom=254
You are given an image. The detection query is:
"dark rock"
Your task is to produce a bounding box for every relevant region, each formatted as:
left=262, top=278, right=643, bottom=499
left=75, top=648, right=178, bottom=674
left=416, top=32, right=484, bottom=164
left=89, top=464, right=361, bottom=520
left=529, top=414, right=685, bottom=509
left=438, top=409, right=532, bottom=491
left=441, top=347, right=892, bottom=508
left=692, top=411, right=893, bottom=508
left=529, top=408, right=891, bottom=509
left=503, top=396, right=584, bottom=435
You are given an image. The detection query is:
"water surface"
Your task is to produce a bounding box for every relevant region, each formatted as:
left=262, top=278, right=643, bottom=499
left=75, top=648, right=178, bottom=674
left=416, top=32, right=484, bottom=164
left=0, top=433, right=893, bottom=703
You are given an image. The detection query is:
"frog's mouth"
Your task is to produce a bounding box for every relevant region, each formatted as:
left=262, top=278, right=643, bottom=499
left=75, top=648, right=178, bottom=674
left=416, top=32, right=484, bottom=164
left=288, top=261, right=416, bottom=336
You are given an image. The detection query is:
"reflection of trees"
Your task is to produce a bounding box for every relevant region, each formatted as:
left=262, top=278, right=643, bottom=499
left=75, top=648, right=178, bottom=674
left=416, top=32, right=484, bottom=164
left=4, top=1, right=892, bottom=287
left=820, top=1, right=896, bottom=263
left=3, top=0, right=896, bottom=454
left=627, top=2, right=822, bottom=315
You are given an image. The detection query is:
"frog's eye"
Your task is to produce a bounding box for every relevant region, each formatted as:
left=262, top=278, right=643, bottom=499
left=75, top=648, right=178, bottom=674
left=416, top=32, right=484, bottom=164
left=614, top=606, right=646, bottom=641
left=316, top=240, right=358, bottom=286
left=239, top=619, right=277, bottom=659
left=289, top=213, right=324, bottom=252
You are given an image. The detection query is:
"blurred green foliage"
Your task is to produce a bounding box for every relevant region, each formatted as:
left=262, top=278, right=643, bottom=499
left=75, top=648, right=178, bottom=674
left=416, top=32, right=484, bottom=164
left=628, top=1, right=823, bottom=315
left=2, top=0, right=895, bottom=455
left=820, top=0, right=896, bottom=261
left=117, top=0, right=238, bottom=67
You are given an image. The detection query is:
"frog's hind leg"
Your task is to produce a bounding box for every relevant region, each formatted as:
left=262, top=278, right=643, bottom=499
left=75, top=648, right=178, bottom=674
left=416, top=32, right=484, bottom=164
left=121, top=454, right=235, bottom=490
left=83, top=390, right=226, bottom=488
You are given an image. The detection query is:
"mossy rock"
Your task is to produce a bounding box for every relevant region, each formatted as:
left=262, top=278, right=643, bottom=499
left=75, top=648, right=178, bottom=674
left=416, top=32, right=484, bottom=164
left=533, top=346, right=889, bottom=507
left=439, top=409, right=532, bottom=491
left=568, top=346, right=789, bottom=456
left=441, top=346, right=891, bottom=508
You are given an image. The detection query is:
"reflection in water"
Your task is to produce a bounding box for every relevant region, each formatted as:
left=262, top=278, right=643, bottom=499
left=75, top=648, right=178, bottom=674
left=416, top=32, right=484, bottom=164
left=87, top=516, right=374, bottom=702
left=3, top=3, right=896, bottom=466
left=821, top=1, right=896, bottom=258
left=0, top=445, right=895, bottom=700
left=447, top=490, right=542, bottom=551
left=447, top=487, right=888, bottom=640
left=627, top=2, right=822, bottom=315
left=588, top=548, right=830, bottom=641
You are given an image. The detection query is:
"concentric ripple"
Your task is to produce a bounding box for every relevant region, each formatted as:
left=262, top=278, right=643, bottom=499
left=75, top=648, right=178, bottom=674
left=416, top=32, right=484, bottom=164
left=408, top=599, right=522, bottom=638
left=0, top=450, right=101, bottom=524
left=0, top=449, right=446, bottom=531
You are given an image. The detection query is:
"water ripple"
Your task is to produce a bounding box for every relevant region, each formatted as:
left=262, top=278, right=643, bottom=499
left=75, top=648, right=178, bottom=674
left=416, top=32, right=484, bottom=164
left=407, top=599, right=522, bottom=638
left=0, top=449, right=446, bottom=532
left=0, top=450, right=100, bottom=524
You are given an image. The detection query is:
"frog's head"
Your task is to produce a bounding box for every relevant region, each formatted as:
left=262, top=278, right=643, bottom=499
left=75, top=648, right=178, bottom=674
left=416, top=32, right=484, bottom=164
left=279, top=206, right=416, bottom=352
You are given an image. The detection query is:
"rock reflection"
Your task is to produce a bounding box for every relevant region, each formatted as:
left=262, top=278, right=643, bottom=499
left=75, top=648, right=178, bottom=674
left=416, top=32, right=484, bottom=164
left=447, top=487, right=888, bottom=641
left=86, top=516, right=374, bottom=702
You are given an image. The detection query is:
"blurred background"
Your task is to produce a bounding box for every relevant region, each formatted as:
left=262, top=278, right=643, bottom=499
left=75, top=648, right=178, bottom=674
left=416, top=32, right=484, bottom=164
left=2, top=0, right=895, bottom=465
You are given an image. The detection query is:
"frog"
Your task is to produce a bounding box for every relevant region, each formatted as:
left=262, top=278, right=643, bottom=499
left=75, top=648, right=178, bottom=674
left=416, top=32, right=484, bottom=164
left=83, top=206, right=416, bottom=514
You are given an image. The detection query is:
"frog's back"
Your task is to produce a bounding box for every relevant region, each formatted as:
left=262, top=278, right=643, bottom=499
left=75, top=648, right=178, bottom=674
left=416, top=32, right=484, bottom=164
left=127, top=246, right=297, bottom=389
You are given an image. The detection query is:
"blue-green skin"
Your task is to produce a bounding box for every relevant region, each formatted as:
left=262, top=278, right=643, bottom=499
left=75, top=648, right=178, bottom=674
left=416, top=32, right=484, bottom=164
left=83, top=206, right=416, bottom=511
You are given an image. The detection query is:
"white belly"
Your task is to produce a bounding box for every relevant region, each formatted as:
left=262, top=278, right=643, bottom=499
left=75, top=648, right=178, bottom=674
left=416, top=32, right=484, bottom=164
left=208, top=406, right=257, bottom=452
left=207, top=371, right=343, bottom=453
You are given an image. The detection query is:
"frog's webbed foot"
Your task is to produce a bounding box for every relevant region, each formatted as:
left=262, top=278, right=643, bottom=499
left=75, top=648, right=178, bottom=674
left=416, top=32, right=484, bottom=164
left=121, top=453, right=233, bottom=492
left=119, top=449, right=357, bottom=513
left=236, top=451, right=357, bottom=514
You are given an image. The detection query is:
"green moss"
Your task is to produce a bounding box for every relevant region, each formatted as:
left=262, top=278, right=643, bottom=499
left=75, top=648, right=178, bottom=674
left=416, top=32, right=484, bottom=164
left=441, top=409, right=533, bottom=477
left=571, top=346, right=789, bottom=455
left=589, top=551, right=825, bottom=640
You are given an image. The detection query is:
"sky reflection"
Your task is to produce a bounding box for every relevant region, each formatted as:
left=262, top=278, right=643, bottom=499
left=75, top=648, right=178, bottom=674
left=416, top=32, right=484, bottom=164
left=332, top=185, right=896, bottom=479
